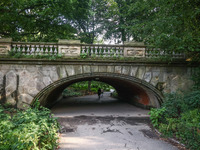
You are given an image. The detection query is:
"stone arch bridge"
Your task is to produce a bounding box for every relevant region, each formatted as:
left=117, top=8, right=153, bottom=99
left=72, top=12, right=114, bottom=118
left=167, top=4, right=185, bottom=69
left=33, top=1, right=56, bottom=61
left=0, top=59, right=195, bottom=109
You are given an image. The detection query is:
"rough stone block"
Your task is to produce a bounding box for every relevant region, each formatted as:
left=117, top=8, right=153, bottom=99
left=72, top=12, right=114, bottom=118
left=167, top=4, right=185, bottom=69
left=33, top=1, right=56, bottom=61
left=129, top=66, right=138, bottom=77
left=58, top=66, right=67, bottom=78
left=143, top=72, right=152, bottom=83
left=35, top=78, right=45, bottom=91
left=6, top=71, right=17, bottom=87
left=99, top=66, right=107, bottom=72
left=43, top=77, right=53, bottom=86
left=50, top=69, right=59, bottom=82
left=115, top=66, right=122, bottom=74
left=136, top=67, right=145, bottom=79
left=6, top=95, right=16, bottom=106
left=74, top=65, right=83, bottom=75
left=26, top=66, right=37, bottom=73
left=122, top=66, right=130, bottom=75
left=18, top=94, right=33, bottom=105
left=66, top=65, right=75, bottom=76
left=150, top=72, right=160, bottom=86
left=17, top=101, right=30, bottom=110
left=107, top=66, right=114, bottom=73
left=83, top=65, right=91, bottom=73
left=0, top=72, right=4, bottom=85
left=91, top=66, right=99, bottom=73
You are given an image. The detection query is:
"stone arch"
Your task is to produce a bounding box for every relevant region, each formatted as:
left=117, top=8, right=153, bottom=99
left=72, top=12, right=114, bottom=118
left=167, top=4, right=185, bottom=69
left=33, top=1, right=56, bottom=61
left=32, top=72, right=163, bottom=109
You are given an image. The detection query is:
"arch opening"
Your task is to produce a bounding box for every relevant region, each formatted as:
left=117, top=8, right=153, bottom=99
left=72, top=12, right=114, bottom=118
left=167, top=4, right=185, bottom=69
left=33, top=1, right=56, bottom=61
left=33, top=73, right=163, bottom=109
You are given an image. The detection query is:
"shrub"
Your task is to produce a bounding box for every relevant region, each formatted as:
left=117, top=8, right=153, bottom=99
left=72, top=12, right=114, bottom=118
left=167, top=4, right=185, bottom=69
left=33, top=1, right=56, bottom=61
left=149, top=92, right=200, bottom=150
left=0, top=103, right=59, bottom=150
left=148, top=107, right=166, bottom=128
left=184, top=90, right=200, bottom=110
left=162, top=93, right=186, bottom=118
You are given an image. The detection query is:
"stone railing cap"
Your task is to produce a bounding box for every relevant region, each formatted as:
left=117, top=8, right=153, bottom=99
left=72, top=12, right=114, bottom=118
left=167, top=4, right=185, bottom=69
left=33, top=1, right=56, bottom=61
left=58, top=39, right=80, bottom=44
left=0, top=38, right=12, bottom=43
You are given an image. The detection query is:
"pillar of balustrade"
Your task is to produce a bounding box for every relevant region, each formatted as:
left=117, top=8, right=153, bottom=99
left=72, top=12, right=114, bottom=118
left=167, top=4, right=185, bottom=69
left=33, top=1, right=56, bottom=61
left=0, top=38, right=12, bottom=56
left=124, top=41, right=146, bottom=58
left=58, top=39, right=81, bottom=57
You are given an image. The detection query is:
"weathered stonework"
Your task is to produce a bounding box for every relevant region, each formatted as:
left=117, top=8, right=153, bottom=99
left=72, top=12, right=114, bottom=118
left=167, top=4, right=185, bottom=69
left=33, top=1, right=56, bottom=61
left=124, top=47, right=145, bottom=57
left=124, top=42, right=145, bottom=57
left=122, top=66, right=130, bottom=75
left=0, top=60, right=195, bottom=109
left=99, top=66, right=107, bottom=72
left=115, top=66, right=122, bottom=74
left=58, top=40, right=81, bottom=57
left=0, top=38, right=12, bottom=55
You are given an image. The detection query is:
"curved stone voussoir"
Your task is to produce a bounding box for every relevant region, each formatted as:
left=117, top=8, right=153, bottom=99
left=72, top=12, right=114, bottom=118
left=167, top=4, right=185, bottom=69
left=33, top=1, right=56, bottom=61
left=65, top=65, right=75, bottom=76
left=18, top=94, right=33, bottom=105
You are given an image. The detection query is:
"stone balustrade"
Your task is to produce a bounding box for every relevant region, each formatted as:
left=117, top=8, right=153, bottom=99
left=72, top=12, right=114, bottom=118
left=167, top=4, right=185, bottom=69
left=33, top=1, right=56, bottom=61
left=11, top=42, right=58, bottom=56
left=81, top=44, right=124, bottom=57
left=0, top=38, right=186, bottom=58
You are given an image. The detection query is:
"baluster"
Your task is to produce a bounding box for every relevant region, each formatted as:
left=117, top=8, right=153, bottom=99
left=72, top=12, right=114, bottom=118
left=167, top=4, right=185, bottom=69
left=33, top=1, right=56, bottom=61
left=30, top=45, right=35, bottom=55
left=104, top=47, right=108, bottom=57
left=40, top=45, right=44, bottom=55
left=26, top=45, right=30, bottom=55
left=36, top=45, right=40, bottom=55
left=80, top=46, right=83, bottom=54
left=91, top=46, right=94, bottom=56
left=17, top=45, right=21, bottom=53
left=53, top=45, right=58, bottom=55
left=86, top=46, right=89, bottom=55
left=98, top=46, right=101, bottom=56
left=107, top=47, right=111, bottom=57
left=14, top=45, right=18, bottom=53
left=120, top=47, right=123, bottom=56
left=83, top=46, right=86, bottom=54
left=12, top=45, right=16, bottom=52
left=22, top=45, right=26, bottom=55
left=102, top=47, right=106, bottom=57
left=116, top=47, right=119, bottom=57
left=95, top=46, right=98, bottom=57
left=49, top=45, right=53, bottom=56
left=45, top=45, right=49, bottom=55
left=110, top=47, right=113, bottom=57
left=112, top=47, right=115, bottom=57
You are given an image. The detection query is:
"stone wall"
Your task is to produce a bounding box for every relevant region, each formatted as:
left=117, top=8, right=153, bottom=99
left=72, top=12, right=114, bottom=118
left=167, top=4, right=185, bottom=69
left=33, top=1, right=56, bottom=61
left=0, top=38, right=12, bottom=56
left=0, top=60, right=195, bottom=109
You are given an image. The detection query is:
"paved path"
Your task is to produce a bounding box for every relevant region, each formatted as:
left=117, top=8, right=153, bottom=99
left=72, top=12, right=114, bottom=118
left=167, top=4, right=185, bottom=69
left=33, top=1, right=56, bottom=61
left=51, top=92, right=179, bottom=150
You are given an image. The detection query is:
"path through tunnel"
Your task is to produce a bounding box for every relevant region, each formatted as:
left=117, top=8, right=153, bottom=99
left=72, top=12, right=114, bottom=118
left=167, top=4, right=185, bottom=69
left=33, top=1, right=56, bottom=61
left=46, top=74, right=178, bottom=150
left=33, top=73, right=163, bottom=109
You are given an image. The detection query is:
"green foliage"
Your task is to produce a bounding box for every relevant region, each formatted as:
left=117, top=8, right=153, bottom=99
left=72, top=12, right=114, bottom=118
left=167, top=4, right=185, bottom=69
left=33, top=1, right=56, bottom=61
left=149, top=90, right=200, bottom=150
left=8, top=51, right=62, bottom=60
left=70, top=81, right=113, bottom=92
left=191, top=68, right=200, bottom=89
left=0, top=0, right=87, bottom=42
left=80, top=53, right=88, bottom=59
left=62, top=81, right=115, bottom=97
left=0, top=102, right=59, bottom=150
left=162, top=93, right=186, bottom=118
left=129, top=0, right=200, bottom=53
left=62, top=88, right=82, bottom=97
left=184, top=90, right=200, bottom=110
left=148, top=107, right=166, bottom=128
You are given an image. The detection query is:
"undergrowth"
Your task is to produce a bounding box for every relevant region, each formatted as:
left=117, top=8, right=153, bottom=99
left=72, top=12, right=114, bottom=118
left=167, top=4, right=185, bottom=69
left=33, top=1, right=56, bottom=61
left=149, top=87, right=200, bottom=150
left=0, top=101, right=60, bottom=150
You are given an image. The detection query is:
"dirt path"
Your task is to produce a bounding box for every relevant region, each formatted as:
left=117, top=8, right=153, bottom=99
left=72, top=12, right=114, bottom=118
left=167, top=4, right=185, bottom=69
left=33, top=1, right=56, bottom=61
left=51, top=93, right=179, bottom=150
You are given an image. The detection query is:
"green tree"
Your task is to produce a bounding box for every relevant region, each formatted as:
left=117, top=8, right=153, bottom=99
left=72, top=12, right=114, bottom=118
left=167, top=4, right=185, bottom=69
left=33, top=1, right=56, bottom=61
left=129, top=0, right=200, bottom=52
left=0, top=0, right=87, bottom=42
